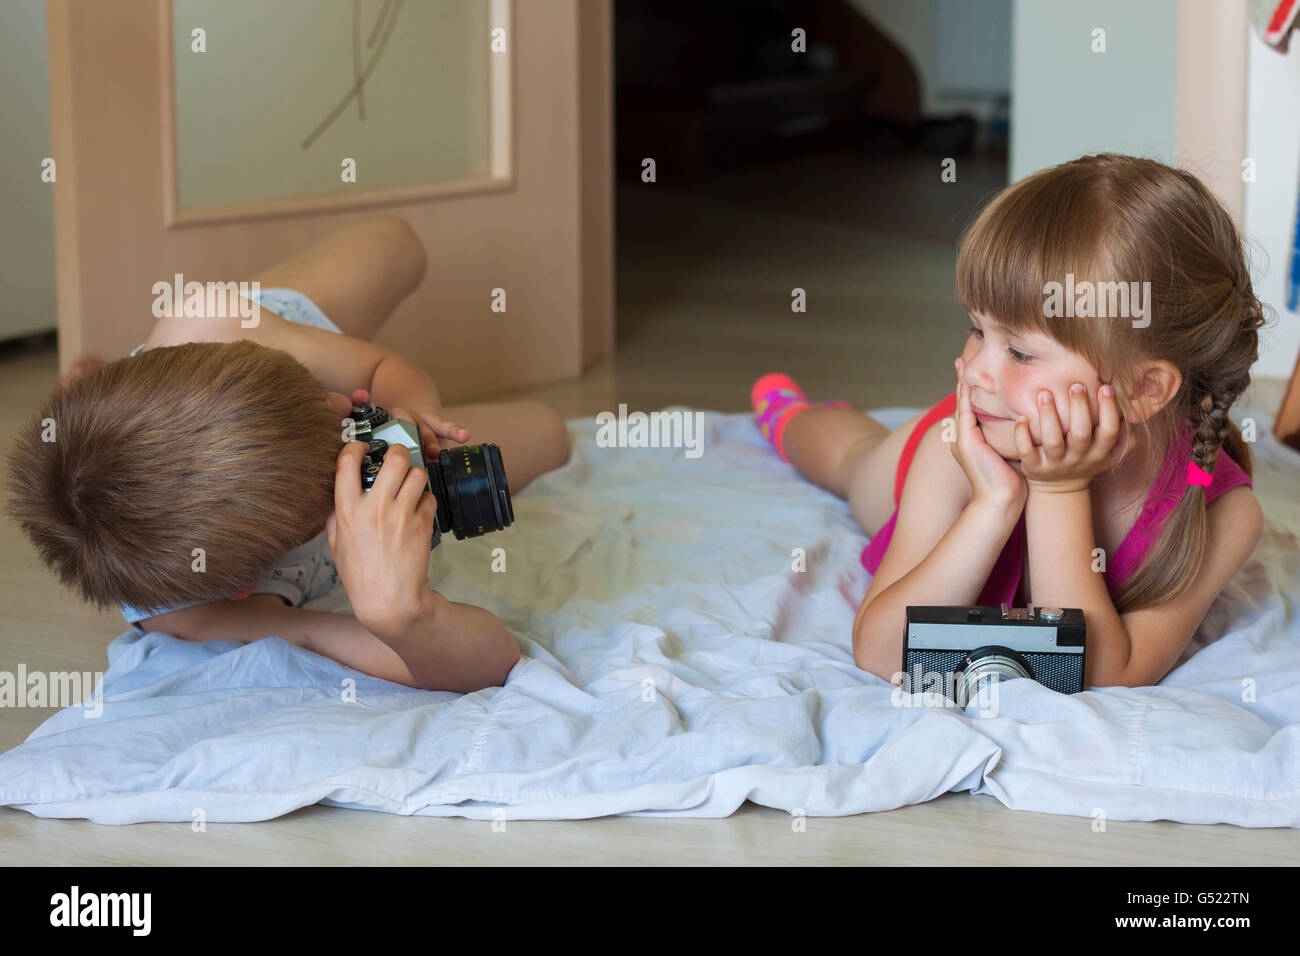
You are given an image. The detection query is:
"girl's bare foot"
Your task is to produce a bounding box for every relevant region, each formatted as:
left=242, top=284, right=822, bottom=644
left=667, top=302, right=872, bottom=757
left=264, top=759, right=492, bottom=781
left=58, top=356, right=106, bottom=387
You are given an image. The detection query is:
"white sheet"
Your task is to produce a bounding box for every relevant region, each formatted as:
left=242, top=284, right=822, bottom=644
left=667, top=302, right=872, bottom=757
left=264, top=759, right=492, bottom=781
left=2, top=404, right=1299, bottom=826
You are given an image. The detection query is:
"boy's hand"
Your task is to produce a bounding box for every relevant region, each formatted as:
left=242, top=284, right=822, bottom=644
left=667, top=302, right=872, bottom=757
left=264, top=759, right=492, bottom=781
left=326, top=406, right=439, bottom=637
left=1013, top=383, right=1122, bottom=494
left=413, top=410, right=470, bottom=453
left=346, top=388, right=468, bottom=453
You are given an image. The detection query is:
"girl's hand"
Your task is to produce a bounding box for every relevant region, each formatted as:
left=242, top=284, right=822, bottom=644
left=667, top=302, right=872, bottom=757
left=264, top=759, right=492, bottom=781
left=1013, top=383, right=1121, bottom=494
left=951, top=358, right=1027, bottom=510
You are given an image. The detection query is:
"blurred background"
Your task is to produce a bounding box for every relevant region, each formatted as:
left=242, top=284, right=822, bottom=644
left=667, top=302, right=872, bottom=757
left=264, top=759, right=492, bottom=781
left=0, top=0, right=1297, bottom=421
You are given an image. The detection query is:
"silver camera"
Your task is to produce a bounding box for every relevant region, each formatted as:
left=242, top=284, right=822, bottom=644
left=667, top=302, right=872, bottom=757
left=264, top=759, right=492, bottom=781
left=902, top=604, right=1086, bottom=706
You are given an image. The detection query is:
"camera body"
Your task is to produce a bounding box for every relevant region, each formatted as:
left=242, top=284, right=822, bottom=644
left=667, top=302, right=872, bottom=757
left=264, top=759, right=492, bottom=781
left=349, top=402, right=514, bottom=550
left=902, top=604, right=1086, bottom=706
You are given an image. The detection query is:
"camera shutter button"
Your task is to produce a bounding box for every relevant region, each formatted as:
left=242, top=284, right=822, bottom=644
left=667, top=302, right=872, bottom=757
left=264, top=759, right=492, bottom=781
left=1039, top=607, right=1064, bottom=622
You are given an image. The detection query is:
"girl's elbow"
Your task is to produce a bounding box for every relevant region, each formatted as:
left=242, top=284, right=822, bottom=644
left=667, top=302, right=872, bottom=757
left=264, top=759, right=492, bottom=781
left=1087, top=659, right=1170, bottom=690
left=852, top=616, right=900, bottom=682
left=851, top=630, right=875, bottom=673
left=461, top=636, right=520, bottom=691
left=491, top=639, right=522, bottom=686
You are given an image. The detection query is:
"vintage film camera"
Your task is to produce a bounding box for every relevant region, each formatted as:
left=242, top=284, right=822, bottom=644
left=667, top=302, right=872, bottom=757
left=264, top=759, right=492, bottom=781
left=349, top=401, right=514, bottom=550
left=903, top=604, right=1086, bottom=706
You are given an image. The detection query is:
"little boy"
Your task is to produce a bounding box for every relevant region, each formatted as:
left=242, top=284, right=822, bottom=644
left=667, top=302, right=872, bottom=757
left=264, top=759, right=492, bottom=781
left=6, top=217, right=570, bottom=692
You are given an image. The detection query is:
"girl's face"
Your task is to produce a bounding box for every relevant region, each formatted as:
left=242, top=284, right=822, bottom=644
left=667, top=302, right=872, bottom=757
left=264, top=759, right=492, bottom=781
left=958, top=311, right=1105, bottom=460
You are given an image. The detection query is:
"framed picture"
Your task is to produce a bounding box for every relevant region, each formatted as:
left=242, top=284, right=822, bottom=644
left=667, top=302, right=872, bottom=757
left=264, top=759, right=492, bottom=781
left=160, top=0, right=512, bottom=225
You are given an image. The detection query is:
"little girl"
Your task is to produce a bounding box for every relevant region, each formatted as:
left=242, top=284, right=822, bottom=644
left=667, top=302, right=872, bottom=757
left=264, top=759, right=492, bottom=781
left=751, top=153, right=1267, bottom=689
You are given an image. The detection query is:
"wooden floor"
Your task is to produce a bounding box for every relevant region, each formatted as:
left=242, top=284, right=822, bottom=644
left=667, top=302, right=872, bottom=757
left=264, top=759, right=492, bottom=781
left=3, top=147, right=1298, bottom=864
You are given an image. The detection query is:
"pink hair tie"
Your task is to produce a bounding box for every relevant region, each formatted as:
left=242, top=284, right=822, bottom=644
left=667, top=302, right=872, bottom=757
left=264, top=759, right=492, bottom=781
left=1186, top=461, right=1214, bottom=487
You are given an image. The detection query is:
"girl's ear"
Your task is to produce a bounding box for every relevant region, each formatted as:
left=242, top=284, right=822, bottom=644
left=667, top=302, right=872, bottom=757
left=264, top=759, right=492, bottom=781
left=1123, top=360, right=1182, bottom=425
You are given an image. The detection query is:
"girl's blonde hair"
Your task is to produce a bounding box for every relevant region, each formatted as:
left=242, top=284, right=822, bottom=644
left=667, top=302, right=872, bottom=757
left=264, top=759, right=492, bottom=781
left=5, top=340, right=342, bottom=612
left=955, top=153, right=1266, bottom=612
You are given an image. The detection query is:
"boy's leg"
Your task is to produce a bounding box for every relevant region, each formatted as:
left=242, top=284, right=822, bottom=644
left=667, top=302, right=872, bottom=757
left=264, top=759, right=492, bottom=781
left=436, top=399, right=571, bottom=492
left=251, top=216, right=427, bottom=342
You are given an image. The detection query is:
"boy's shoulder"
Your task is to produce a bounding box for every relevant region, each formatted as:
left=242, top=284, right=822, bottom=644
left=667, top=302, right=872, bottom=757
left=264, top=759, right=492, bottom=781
left=140, top=304, right=388, bottom=397
left=126, top=526, right=337, bottom=630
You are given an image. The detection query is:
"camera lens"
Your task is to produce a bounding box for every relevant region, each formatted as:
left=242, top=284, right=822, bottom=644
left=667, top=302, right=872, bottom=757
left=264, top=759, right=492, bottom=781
left=954, top=645, right=1034, bottom=707
left=428, top=443, right=514, bottom=541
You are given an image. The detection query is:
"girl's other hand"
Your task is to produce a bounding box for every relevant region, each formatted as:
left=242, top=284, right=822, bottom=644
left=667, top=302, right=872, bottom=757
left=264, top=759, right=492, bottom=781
left=951, top=358, right=1027, bottom=510
left=1014, top=383, right=1121, bottom=494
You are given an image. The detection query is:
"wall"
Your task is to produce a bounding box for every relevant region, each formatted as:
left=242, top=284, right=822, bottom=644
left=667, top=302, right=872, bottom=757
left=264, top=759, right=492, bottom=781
left=845, top=0, right=1011, bottom=117
left=0, top=0, right=55, bottom=339
left=1010, top=0, right=1179, bottom=183
left=1244, top=29, right=1300, bottom=380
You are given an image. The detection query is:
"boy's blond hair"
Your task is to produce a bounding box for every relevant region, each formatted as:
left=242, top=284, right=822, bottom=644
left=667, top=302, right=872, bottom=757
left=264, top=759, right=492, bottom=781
left=5, top=340, right=342, bottom=611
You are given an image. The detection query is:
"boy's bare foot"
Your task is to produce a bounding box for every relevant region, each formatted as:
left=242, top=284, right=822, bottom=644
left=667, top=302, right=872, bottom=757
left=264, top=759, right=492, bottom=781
left=58, top=356, right=106, bottom=387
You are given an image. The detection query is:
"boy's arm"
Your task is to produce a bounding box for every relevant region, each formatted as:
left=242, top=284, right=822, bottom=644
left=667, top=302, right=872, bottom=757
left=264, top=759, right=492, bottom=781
left=145, top=311, right=391, bottom=398
left=360, top=589, right=522, bottom=695
left=146, top=312, right=458, bottom=439
left=147, top=592, right=519, bottom=693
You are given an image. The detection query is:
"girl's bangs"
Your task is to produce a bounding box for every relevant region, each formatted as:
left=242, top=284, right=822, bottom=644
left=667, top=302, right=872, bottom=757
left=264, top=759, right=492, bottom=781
left=954, top=174, right=1120, bottom=360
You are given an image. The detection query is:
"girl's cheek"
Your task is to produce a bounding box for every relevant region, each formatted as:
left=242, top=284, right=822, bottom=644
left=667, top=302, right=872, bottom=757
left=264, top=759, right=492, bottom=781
left=1013, top=383, right=1061, bottom=441
left=1010, top=371, right=1067, bottom=434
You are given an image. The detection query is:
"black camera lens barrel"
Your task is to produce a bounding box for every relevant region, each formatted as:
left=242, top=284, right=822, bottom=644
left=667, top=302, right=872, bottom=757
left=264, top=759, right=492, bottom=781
left=350, top=402, right=514, bottom=548
left=430, top=443, right=514, bottom=540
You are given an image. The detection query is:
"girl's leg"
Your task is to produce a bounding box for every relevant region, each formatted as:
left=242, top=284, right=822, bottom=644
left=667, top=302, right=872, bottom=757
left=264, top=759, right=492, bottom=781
left=436, top=399, right=571, bottom=492
left=780, top=407, right=888, bottom=498
left=776, top=404, right=928, bottom=537
left=251, top=216, right=427, bottom=342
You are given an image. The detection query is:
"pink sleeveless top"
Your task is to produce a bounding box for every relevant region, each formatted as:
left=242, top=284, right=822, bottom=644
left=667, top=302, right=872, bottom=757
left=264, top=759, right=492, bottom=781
left=860, top=393, right=1252, bottom=606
